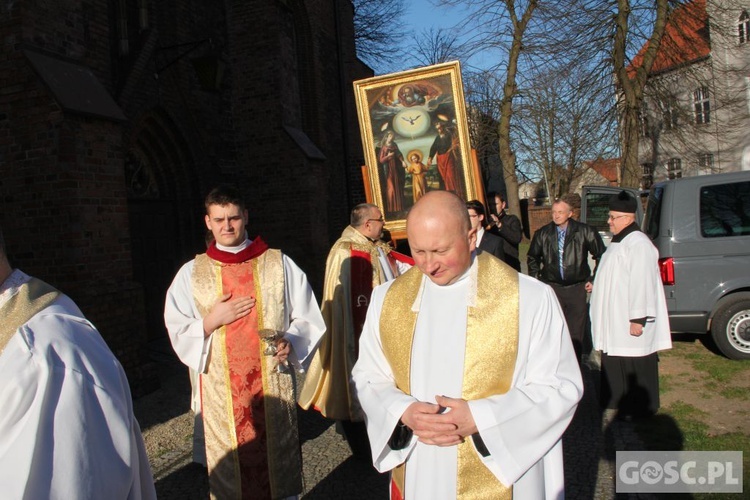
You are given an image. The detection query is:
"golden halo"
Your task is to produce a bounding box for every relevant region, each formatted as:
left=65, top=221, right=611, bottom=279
left=407, top=149, right=423, bottom=162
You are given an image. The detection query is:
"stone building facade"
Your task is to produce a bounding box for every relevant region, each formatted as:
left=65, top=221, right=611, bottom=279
left=0, top=0, right=370, bottom=394
left=634, top=0, right=750, bottom=188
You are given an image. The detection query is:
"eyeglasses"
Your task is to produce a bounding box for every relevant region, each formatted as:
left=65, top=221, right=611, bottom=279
left=367, top=217, right=384, bottom=223
left=468, top=214, right=479, bottom=218
left=607, top=214, right=630, bottom=221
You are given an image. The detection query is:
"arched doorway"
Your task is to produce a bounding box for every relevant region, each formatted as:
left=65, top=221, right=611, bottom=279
left=125, top=111, right=200, bottom=341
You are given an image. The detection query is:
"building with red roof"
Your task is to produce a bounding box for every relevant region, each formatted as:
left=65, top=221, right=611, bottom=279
left=629, top=0, right=750, bottom=187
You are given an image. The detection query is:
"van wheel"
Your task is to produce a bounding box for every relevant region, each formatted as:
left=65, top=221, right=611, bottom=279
left=711, top=294, right=750, bottom=360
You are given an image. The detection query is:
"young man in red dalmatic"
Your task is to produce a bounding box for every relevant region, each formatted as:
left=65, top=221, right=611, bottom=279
left=165, top=184, right=325, bottom=499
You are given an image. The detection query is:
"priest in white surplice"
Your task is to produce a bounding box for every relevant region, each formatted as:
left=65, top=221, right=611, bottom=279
left=352, top=191, right=583, bottom=500
left=0, top=226, right=156, bottom=499
left=589, top=190, right=671, bottom=420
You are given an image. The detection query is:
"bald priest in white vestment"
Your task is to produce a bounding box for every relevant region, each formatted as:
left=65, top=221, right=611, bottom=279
left=352, top=191, right=583, bottom=500
left=0, top=226, right=156, bottom=499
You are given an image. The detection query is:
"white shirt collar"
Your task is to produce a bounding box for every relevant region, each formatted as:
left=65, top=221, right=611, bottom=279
left=476, top=226, right=485, bottom=245
left=411, top=253, right=478, bottom=312
left=215, top=233, right=252, bottom=254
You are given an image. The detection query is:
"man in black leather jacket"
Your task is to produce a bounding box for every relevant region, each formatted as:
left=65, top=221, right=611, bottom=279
left=527, top=195, right=606, bottom=361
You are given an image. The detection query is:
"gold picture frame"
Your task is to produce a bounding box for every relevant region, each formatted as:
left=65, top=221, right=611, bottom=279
left=354, top=61, right=482, bottom=238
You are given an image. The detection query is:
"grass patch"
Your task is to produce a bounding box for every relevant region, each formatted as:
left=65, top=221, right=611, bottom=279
left=659, top=374, right=674, bottom=393
left=638, top=337, right=750, bottom=499
left=635, top=401, right=749, bottom=499
left=692, top=355, right=750, bottom=384
left=719, top=386, right=750, bottom=400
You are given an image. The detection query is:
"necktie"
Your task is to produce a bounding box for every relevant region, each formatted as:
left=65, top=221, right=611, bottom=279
left=558, top=229, right=566, bottom=279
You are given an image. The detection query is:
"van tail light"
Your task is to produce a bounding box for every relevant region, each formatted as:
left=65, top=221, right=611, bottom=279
left=659, top=257, right=675, bottom=285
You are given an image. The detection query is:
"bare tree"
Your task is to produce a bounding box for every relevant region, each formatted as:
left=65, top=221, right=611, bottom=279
left=438, top=0, right=543, bottom=219
left=612, top=0, right=672, bottom=187
left=409, top=28, right=467, bottom=67
left=562, top=0, right=699, bottom=187
left=352, top=0, right=407, bottom=71
left=514, top=63, right=619, bottom=200
left=463, top=71, right=503, bottom=192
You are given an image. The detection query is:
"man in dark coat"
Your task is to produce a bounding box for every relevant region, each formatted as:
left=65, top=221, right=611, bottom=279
left=527, top=194, right=606, bottom=361
left=488, top=192, right=523, bottom=271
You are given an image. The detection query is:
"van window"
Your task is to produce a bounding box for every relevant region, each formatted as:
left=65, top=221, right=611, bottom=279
left=644, top=186, right=664, bottom=240
left=700, top=181, right=750, bottom=237
left=583, top=193, right=612, bottom=233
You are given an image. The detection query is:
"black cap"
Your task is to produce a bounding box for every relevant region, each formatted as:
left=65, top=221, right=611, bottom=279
left=609, top=190, right=637, bottom=213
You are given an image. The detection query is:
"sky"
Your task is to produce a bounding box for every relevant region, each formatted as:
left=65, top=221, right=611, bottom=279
left=371, top=0, right=480, bottom=75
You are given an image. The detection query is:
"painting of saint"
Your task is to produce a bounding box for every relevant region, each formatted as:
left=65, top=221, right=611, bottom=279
left=378, top=130, right=406, bottom=213
left=354, top=62, right=480, bottom=237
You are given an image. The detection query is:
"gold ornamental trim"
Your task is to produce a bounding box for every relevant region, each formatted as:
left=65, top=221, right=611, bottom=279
left=0, top=277, right=60, bottom=355
left=380, top=253, right=517, bottom=499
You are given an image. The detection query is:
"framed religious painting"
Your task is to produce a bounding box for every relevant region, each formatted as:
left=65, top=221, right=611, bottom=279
left=354, top=61, right=482, bottom=238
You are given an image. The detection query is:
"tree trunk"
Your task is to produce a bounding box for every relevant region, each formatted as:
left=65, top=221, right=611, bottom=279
left=619, top=108, right=641, bottom=187
left=613, top=0, right=670, bottom=188
left=495, top=0, right=537, bottom=225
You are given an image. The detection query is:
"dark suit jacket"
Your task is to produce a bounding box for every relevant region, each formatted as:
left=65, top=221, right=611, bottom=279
left=478, top=230, right=505, bottom=262
left=489, top=212, right=523, bottom=271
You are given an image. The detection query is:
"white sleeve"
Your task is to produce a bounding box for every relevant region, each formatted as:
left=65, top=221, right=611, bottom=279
left=0, top=312, right=156, bottom=500
left=351, top=281, right=418, bottom=472
left=281, top=255, right=326, bottom=369
left=163, top=260, right=212, bottom=373
left=467, top=278, right=583, bottom=485
left=627, top=241, right=662, bottom=321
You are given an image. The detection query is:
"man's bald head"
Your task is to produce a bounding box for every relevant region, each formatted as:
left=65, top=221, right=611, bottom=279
left=406, top=191, right=475, bottom=286
left=407, top=191, right=471, bottom=234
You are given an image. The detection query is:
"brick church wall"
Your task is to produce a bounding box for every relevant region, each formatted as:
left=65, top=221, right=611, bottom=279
left=1, top=0, right=366, bottom=394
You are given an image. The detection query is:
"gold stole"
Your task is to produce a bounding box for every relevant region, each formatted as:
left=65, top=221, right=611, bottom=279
left=192, top=250, right=302, bottom=499
left=380, top=252, right=518, bottom=500
left=0, top=277, right=61, bottom=355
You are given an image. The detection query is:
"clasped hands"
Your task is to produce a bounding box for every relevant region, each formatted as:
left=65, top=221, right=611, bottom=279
left=400, top=395, right=478, bottom=447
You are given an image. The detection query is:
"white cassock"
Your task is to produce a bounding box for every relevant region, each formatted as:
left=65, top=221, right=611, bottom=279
left=352, top=258, right=583, bottom=500
left=164, top=243, right=326, bottom=375
left=0, top=270, right=156, bottom=500
left=589, top=231, right=672, bottom=356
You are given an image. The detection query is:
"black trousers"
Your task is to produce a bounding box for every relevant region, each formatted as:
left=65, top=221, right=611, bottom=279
left=549, top=282, right=588, bottom=361
left=339, top=420, right=371, bottom=460
left=601, top=352, right=660, bottom=417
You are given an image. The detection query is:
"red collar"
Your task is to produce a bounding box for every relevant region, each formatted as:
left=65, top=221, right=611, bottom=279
left=206, top=237, right=269, bottom=264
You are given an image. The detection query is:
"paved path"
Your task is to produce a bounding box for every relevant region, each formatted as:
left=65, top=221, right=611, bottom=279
left=135, top=344, right=647, bottom=499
